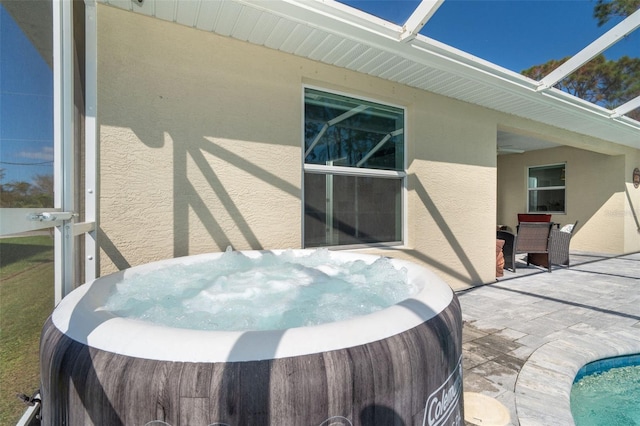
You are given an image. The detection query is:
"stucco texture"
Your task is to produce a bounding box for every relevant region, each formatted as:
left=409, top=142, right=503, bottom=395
left=97, top=4, right=638, bottom=290
left=498, top=146, right=640, bottom=254
left=98, top=6, right=302, bottom=274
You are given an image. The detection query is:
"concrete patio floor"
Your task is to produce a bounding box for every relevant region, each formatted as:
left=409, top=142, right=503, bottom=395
left=457, top=252, right=640, bottom=426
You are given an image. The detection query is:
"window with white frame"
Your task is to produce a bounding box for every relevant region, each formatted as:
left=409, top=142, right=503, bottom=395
left=303, top=88, right=405, bottom=247
left=527, top=163, right=566, bottom=213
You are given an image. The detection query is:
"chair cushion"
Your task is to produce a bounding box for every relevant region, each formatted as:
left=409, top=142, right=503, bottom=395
left=518, top=213, right=552, bottom=222
left=560, top=224, right=574, bottom=233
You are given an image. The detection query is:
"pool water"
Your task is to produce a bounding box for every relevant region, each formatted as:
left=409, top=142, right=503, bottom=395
left=571, top=356, right=640, bottom=425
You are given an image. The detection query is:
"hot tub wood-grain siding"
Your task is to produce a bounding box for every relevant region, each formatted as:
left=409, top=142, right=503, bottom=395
left=40, top=297, right=462, bottom=426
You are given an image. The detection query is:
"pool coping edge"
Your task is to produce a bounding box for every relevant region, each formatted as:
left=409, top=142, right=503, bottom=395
left=514, top=329, right=640, bottom=426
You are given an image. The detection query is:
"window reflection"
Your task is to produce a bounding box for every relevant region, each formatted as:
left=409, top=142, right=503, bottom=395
left=0, top=3, right=54, bottom=208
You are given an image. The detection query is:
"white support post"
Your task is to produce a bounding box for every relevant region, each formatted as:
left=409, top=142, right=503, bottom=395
left=53, top=0, right=75, bottom=305
left=84, top=0, right=98, bottom=283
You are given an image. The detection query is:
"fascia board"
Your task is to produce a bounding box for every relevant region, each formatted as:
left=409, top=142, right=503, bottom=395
left=408, top=36, right=540, bottom=91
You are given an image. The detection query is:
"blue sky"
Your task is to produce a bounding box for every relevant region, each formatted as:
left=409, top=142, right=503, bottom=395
left=340, top=0, right=639, bottom=72
left=0, top=1, right=637, bottom=185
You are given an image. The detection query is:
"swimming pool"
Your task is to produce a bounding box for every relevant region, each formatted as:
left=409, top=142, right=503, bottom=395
left=571, top=354, right=640, bottom=425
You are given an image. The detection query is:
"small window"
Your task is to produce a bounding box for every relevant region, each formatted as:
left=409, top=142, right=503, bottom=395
left=527, top=164, right=565, bottom=213
left=303, top=88, right=405, bottom=247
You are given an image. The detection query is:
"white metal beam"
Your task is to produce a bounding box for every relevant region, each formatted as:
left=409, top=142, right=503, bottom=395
left=400, top=0, right=444, bottom=42
left=611, top=95, right=640, bottom=118
left=538, top=8, right=640, bottom=91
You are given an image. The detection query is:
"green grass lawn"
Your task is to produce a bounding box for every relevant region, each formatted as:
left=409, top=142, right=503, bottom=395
left=0, top=235, right=54, bottom=426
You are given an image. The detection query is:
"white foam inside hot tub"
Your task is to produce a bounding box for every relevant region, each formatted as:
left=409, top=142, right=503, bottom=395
left=104, top=248, right=416, bottom=331
left=52, top=249, right=454, bottom=362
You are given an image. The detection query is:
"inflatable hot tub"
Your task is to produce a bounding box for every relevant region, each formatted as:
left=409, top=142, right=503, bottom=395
left=40, top=250, right=463, bottom=426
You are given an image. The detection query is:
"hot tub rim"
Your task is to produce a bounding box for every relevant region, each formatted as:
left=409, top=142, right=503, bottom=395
left=51, top=249, right=454, bottom=362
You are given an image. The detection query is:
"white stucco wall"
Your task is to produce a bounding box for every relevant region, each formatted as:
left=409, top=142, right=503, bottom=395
left=97, top=5, right=638, bottom=290
left=498, top=146, right=640, bottom=254
left=98, top=5, right=303, bottom=270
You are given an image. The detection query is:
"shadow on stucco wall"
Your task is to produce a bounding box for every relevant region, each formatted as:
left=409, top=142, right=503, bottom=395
left=171, top=136, right=302, bottom=257
left=96, top=3, right=495, bottom=283
left=97, top=227, right=130, bottom=272
left=411, top=178, right=483, bottom=285
left=625, top=186, right=640, bottom=234
left=172, top=136, right=262, bottom=256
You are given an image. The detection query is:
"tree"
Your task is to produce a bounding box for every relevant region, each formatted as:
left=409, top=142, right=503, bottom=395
left=522, top=55, right=640, bottom=119
left=33, top=174, right=54, bottom=197
left=0, top=174, right=54, bottom=208
left=521, top=0, right=640, bottom=121
left=594, top=0, right=640, bottom=26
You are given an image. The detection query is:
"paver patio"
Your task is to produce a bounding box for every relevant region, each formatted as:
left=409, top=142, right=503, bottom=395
left=457, top=252, right=640, bottom=425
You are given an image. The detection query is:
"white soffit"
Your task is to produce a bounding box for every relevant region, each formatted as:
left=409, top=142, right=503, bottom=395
left=98, top=0, right=640, bottom=149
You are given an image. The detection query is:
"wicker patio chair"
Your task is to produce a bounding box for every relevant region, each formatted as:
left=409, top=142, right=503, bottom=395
left=548, top=221, right=579, bottom=267
left=514, top=222, right=554, bottom=272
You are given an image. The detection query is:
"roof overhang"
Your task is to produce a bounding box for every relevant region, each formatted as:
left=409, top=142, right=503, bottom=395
left=98, top=0, right=640, bottom=149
